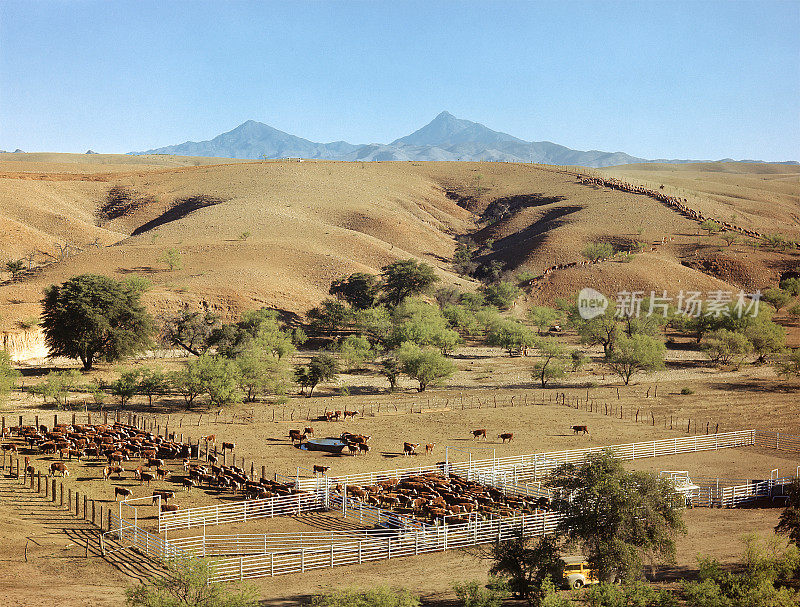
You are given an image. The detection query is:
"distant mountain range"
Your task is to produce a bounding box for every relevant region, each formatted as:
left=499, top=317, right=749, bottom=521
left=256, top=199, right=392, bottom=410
left=132, top=111, right=798, bottom=168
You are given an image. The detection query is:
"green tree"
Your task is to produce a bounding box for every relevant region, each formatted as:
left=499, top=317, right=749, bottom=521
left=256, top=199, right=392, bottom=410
left=584, top=581, right=677, bottom=607
left=762, top=288, right=791, bottom=311
left=486, top=318, right=536, bottom=356
left=397, top=342, right=456, bottom=392
left=481, top=282, right=522, bottom=310
left=159, top=248, right=183, bottom=271
left=721, top=232, right=738, bottom=247
left=160, top=310, right=220, bottom=356
left=380, top=259, right=438, bottom=306
left=744, top=315, right=786, bottom=363
left=235, top=346, right=290, bottom=402
left=304, top=352, right=339, bottom=397
left=41, top=274, right=154, bottom=370
left=337, top=334, right=375, bottom=371
left=702, top=329, right=752, bottom=367
left=574, top=307, right=621, bottom=356
left=379, top=355, right=402, bottom=392
left=110, top=368, right=142, bottom=406
left=700, top=219, right=721, bottom=236
left=581, top=242, right=614, bottom=262
left=211, top=308, right=295, bottom=359
left=0, top=351, right=19, bottom=402
left=487, top=535, right=564, bottom=605
left=329, top=272, right=380, bottom=310
left=546, top=452, right=686, bottom=583
left=453, top=243, right=478, bottom=276
left=605, top=334, right=666, bottom=384
left=125, top=557, right=257, bottom=607
left=36, top=369, right=81, bottom=409
left=170, top=361, right=203, bottom=407
left=138, top=366, right=168, bottom=407
left=776, top=480, right=800, bottom=547
left=389, top=298, right=462, bottom=354
left=311, top=586, right=420, bottom=607
left=306, top=298, right=352, bottom=335
left=528, top=306, right=562, bottom=335
left=196, top=354, right=241, bottom=406
left=531, top=339, right=570, bottom=388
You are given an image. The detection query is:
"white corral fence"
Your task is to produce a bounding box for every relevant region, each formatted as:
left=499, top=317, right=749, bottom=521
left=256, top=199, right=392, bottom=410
left=159, top=490, right=328, bottom=532
left=205, top=510, right=564, bottom=582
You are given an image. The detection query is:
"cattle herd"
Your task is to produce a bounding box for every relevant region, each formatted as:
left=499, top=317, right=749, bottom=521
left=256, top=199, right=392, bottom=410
left=339, top=471, right=551, bottom=526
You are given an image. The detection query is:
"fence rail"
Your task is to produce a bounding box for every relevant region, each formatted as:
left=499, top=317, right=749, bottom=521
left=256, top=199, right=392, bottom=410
left=755, top=430, right=800, bottom=453
left=159, top=490, right=328, bottom=532
left=205, top=510, right=564, bottom=582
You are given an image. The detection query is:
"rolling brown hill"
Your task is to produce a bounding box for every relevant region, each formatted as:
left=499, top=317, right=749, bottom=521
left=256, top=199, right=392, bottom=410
left=1, top=155, right=798, bottom=343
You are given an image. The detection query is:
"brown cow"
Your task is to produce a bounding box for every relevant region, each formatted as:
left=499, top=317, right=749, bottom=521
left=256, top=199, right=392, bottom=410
left=403, top=442, right=419, bottom=456
left=288, top=430, right=305, bottom=444
left=49, top=462, right=69, bottom=476
left=471, top=429, right=487, bottom=440
left=114, top=487, right=131, bottom=500
left=346, top=443, right=359, bottom=455
left=221, top=442, right=235, bottom=452
left=499, top=433, right=514, bottom=443
left=313, top=465, right=330, bottom=475
left=571, top=425, right=589, bottom=435
left=425, top=443, right=435, bottom=454
left=357, top=443, right=370, bottom=454
left=201, top=434, right=216, bottom=442
left=160, top=503, right=179, bottom=512
left=343, top=410, right=358, bottom=419
left=303, top=427, right=314, bottom=437
left=156, top=468, right=168, bottom=480
left=139, top=472, right=154, bottom=485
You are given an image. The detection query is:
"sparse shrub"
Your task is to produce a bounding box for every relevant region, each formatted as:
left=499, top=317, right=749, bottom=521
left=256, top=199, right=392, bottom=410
left=452, top=580, right=508, bottom=607
left=238, top=231, right=251, bottom=241
left=126, top=557, right=257, bottom=607
left=721, top=232, right=738, bottom=247
left=702, top=329, right=752, bottom=367
left=5, top=259, right=25, bottom=279
left=700, top=219, right=721, bottom=235
left=311, top=586, right=420, bottom=607
left=515, top=270, right=538, bottom=285
left=37, top=369, right=81, bottom=409
left=779, top=277, right=800, bottom=296
left=481, top=281, right=522, bottom=310
left=0, top=351, right=19, bottom=402
left=160, top=248, right=183, bottom=271
left=762, top=288, right=791, bottom=311
left=787, top=303, right=800, bottom=317
left=581, top=242, right=614, bottom=262
left=680, top=387, right=694, bottom=395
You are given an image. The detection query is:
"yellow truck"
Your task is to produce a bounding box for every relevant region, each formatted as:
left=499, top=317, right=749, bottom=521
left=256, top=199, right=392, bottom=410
left=562, top=556, right=599, bottom=589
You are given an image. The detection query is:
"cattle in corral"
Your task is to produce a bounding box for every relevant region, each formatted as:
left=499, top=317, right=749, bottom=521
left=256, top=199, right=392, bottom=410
left=536, top=496, right=551, bottom=510
left=181, top=478, right=194, bottom=491
left=156, top=468, right=168, bottom=480
left=139, top=472, right=154, bottom=485
left=49, top=462, right=69, bottom=476
left=324, top=411, right=335, bottom=422
left=182, top=459, right=189, bottom=472
left=571, top=425, right=589, bottom=435
left=114, top=487, right=131, bottom=500
left=221, top=442, right=235, bottom=452
left=471, top=429, right=487, bottom=440
left=146, top=458, right=164, bottom=469
left=313, top=465, right=330, bottom=475
left=403, top=442, right=419, bottom=456
left=288, top=430, right=305, bottom=444
left=346, top=443, right=359, bottom=455
left=303, top=427, right=314, bottom=437
left=343, top=410, right=358, bottom=419
left=208, top=454, right=217, bottom=465
left=2, top=443, right=17, bottom=452
left=160, top=503, right=179, bottom=512
left=333, top=411, right=342, bottom=421
left=499, top=433, right=514, bottom=443
left=425, top=443, right=435, bottom=454
left=357, top=443, right=370, bottom=454
left=202, top=435, right=216, bottom=443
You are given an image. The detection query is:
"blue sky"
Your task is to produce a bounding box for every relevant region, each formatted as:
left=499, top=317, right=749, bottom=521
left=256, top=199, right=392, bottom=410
left=1, top=0, right=798, bottom=161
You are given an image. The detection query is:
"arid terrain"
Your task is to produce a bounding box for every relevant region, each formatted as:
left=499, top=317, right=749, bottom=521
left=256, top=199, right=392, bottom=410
left=0, top=155, right=798, bottom=605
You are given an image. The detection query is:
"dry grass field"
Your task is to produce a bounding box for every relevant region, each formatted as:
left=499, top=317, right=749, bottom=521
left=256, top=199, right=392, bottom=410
left=0, top=155, right=798, bottom=604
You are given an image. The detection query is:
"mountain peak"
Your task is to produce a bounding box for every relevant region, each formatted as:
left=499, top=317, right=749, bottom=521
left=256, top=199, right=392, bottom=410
left=390, top=111, right=524, bottom=147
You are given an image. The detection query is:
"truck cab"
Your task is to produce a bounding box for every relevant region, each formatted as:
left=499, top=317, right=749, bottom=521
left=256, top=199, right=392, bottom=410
left=562, top=557, right=599, bottom=589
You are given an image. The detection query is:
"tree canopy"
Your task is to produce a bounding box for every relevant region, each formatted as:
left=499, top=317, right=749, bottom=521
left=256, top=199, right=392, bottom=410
left=42, top=274, right=154, bottom=370
left=605, top=334, right=666, bottom=384
left=329, top=272, right=380, bottom=310
left=380, top=259, right=438, bottom=306
left=546, top=452, right=685, bottom=582
left=397, top=342, right=455, bottom=392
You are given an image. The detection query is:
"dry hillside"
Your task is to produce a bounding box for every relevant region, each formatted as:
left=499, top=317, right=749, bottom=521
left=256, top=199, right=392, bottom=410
left=1, top=155, right=798, bottom=340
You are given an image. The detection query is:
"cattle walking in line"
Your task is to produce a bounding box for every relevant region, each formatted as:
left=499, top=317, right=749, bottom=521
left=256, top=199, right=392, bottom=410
left=403, top=442, right=419, bottom=456
left=471, top=429, right=487, bottom=440
left=313, top=465, right=330, bottom=475
left=114, top=487, right=131, bottom=500
left=49, top=462, right=69, bottom=476
left=499, top=433, right=514, bottom=443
